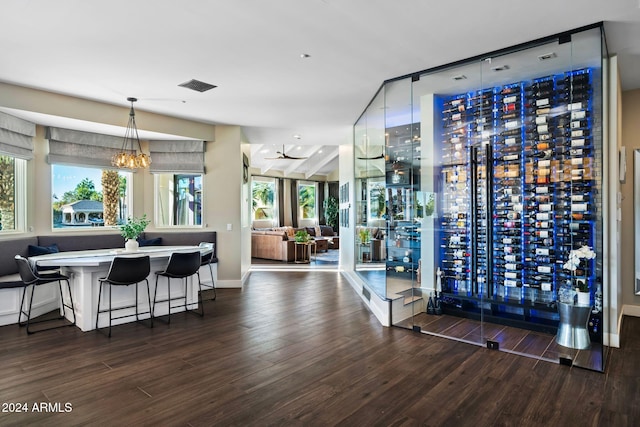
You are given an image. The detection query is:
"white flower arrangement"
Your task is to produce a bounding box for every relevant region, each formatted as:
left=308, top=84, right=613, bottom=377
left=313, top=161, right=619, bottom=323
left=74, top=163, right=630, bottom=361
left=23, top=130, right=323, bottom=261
left=563, top=245, right=596, bottom=271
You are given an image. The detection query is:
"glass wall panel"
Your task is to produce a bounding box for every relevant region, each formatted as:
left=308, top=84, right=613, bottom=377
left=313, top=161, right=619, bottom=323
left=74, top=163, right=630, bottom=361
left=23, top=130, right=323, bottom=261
left=357, top=24, right=607, bottom=371
left=355, top=88, right=387, bottom=299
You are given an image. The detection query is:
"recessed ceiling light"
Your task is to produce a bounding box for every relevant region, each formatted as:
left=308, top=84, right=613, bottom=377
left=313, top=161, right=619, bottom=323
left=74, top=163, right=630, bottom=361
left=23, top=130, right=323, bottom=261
left=293, top=134, right=302, bottom=139
left=300, top=53, right=311, bottom=59
left=318, top=150, right=323, bottom=153
left=491, top=65, right=510, bottom=72
left=538, top=52, right=557, bottom=61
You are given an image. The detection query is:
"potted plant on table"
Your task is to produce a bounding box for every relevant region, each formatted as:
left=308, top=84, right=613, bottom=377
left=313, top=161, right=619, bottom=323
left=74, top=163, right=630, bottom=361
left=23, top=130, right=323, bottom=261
left=358, top=228, right=370, bottom=245
left=294, top=230, right=311, bottom=243
left=119, top=214, right=150, bottom=252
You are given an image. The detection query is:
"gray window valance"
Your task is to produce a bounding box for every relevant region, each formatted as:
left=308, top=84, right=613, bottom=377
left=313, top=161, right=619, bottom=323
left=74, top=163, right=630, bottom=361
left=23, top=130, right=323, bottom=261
left=0, top=111, right=36, bottom=159
left=148, top=140, right=205, bottom=174
left=46, top=127, right=126, bottom=169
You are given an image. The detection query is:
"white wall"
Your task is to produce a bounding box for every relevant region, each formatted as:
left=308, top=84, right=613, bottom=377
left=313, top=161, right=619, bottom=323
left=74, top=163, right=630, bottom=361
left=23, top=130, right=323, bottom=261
left=0, top=83, right=247, bottom=288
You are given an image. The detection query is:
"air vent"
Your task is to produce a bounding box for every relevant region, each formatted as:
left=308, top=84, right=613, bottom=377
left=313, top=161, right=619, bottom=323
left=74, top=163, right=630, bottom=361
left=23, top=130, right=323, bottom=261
left=178, top=79, right=217, bottom=93
left=538, top=52, right=557, bottom=61
left=452, top=74, right=467, bottom=81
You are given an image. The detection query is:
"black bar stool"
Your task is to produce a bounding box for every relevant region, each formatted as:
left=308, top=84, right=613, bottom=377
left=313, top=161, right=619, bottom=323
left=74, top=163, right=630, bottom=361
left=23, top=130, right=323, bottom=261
left=96, top=255, right=152, bottom=337
left=152, top=251, right=203, bottom=324
left=199, top=242, right=216, bottom=300
left=14, top=255, right=76, bottom=334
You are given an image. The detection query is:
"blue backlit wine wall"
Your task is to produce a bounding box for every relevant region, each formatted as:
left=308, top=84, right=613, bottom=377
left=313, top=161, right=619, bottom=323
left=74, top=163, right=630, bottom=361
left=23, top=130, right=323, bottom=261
left=438, top=68, right=602, bottom=335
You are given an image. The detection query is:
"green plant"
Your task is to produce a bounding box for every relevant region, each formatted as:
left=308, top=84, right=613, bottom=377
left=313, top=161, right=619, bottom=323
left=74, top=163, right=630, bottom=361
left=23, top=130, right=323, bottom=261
left=358, top=228, right=370, bottom=244
left=119, top=214, right=150, bottom=240
left=294, top=230, right=310, bottom=242
left=299, top=184, right=316, bottom=219
left=370, top=184, right=386, bottom=218
left=323, top=196, right=338, bottom=229
left=252, top=181, right=275, bottom=219
left=576, top=280, right=589, bottom=293
left=424, top=193, right=435, bottom=217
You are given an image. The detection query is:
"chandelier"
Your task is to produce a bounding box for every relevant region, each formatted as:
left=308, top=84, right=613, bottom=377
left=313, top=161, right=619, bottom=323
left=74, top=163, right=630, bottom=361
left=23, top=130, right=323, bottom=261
left=111, top=97, right=151, bottom=169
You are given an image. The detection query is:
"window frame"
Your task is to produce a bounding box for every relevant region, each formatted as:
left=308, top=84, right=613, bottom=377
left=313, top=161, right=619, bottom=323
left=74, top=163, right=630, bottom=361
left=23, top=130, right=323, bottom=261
left=153, top=172, right=204, bottom=228
left=0, top=156, right=27, bottom=234
left=50, top=163, right=133, bottom=232
left=298, top=180, right=318, bottom=221
left=251, top=176, right=278, bottom=224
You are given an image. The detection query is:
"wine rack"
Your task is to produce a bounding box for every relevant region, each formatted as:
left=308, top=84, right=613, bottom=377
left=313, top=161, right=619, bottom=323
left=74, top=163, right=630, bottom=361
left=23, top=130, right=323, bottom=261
left=385, top=124, right=421, bottom=276
left=437, top=68, right=601, bottom=336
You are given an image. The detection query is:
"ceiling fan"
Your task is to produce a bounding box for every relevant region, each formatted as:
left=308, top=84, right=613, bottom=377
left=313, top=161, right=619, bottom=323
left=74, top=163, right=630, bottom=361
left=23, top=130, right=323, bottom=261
left=357, top=148, right=385, bottom=160
left=265, top=145, right=308, bottom=160
left=357, top=153, right=385, bottom=160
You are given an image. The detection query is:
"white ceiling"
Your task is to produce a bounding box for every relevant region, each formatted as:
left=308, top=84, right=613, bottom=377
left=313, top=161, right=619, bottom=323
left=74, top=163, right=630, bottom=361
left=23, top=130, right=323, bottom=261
left=1, top=1, right=640, bottom=178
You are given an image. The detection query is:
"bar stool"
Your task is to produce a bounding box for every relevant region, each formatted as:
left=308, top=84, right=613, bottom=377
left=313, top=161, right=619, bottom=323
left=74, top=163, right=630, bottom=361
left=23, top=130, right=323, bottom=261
left=198, top=242, right=216, bottom=301
left=14, top=255, right=76, bottom=334
left=152, top=251, right=203, bottom=324
left=96, top=255, right=152, bottom=337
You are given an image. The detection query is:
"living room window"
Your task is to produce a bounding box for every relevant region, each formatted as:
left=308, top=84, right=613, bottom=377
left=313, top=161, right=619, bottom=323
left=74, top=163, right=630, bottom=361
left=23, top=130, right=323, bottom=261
left=51, top=164, right=132, bottom=229
left=0, top=155, right=26, bottom=233
left=154, top=173, right=203, bottom=227
left=251, top=177, right=277, bottom=224
left=298, top=181, right=317, bottom=221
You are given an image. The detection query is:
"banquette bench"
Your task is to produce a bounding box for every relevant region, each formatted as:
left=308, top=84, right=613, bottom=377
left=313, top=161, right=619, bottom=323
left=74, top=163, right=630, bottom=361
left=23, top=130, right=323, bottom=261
left=0, top=231, right=217, bottom=327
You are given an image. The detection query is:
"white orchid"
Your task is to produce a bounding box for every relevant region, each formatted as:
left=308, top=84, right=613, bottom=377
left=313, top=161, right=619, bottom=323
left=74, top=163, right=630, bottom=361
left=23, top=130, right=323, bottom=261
left=563, top=245, right=596, bottom=271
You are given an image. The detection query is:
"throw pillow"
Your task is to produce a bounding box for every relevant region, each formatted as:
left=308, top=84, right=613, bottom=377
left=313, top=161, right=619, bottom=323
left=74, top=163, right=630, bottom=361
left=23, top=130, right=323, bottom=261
left=314, top=226, right=321, bottom=238
left=320, top=225, right=334, bottom=236
left=285, top=227, right=295, bottom=238
left=28, top=244, right=60, bottom=256
left=137, top=237, right=162, bottom=247
left=28, top=244, right=60, bottom=271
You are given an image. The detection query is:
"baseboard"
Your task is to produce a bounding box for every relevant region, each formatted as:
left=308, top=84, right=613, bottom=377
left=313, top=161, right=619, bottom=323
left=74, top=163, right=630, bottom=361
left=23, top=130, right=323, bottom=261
left=215, top=279, right=243, bottom=288
left=621, top=304, right=640, bottom=317
left=343, top=271, right=390, bottom=326
left=605, top=332, right=620, bottom=348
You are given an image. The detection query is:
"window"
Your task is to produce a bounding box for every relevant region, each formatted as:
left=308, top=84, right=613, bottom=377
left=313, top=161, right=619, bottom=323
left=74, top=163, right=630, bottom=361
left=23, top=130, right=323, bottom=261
left=251, top=178, right=277, bottom=221
left=298, top=181, right=317, bottom=220
left=51, top=165, right=131, bottom=229
left=155, top=173, right=203, bottom=227
left=0, top=155, right=26, bottom=232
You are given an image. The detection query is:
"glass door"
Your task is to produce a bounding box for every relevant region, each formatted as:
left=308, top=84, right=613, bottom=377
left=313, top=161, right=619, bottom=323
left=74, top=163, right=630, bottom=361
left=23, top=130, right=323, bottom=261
left=384, top=25, right=606, bottom=371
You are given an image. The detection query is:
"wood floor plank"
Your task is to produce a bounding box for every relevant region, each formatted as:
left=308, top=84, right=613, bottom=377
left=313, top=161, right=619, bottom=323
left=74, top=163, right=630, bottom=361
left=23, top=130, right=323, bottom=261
left=0, top=270, right=638, bottom=426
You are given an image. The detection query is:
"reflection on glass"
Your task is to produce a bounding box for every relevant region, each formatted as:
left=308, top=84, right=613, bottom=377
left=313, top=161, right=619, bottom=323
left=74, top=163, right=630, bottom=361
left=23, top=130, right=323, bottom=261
left=155, top=173, right=202, bottom=226
left=355, top=25, right=606, bottom=371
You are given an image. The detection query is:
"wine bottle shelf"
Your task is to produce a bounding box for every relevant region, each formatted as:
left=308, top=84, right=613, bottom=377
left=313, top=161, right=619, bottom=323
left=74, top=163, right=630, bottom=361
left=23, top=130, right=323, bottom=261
left=437, top=68, right=600, bottom=329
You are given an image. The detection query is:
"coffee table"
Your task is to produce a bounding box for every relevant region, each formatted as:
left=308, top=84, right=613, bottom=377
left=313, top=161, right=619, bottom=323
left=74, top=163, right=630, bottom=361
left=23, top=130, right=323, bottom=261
left=314, top=237, right=329, bottom=252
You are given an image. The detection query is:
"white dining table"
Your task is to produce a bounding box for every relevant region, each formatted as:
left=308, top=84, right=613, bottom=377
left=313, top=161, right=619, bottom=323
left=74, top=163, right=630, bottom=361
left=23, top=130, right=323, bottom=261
left=29, top=245, right=211, bottom=332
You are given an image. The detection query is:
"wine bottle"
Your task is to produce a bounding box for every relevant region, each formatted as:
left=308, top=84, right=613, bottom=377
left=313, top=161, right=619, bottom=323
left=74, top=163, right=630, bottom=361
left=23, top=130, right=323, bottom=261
left=562, top=73, right=590, bottom=84
left=568, top=222, right=590, bottom=231
left=527, top=80, right=554, bottom=91
left=558, top=91, right=590, bottom=103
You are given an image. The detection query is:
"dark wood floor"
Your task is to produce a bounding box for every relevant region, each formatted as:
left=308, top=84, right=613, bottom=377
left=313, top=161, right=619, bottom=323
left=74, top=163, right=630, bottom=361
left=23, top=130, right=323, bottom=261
left=0, top=271, right=638, bottom=426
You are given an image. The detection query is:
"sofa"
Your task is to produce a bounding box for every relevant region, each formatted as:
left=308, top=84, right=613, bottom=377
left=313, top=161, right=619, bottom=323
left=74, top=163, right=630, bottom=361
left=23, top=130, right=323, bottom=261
left=0, top=231, right=217, bottom=327
left=251, top=225, right=338, bottom=261
left=305, top=225, right=339, bottom=251
left=251, top=230, right=296, bottom=262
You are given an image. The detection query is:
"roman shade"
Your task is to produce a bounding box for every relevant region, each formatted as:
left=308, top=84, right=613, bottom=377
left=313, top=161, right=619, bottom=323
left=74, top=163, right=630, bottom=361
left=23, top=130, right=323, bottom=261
left=46, top=127, right=125, bottom=168
left=0, top=111, right=36, bottom=159
left=148, top=140, right=205, bottom=174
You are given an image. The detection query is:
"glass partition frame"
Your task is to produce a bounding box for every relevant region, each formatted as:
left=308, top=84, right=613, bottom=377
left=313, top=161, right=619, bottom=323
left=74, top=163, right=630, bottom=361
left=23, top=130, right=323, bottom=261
left=355, top=23, right=607, bottom=371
